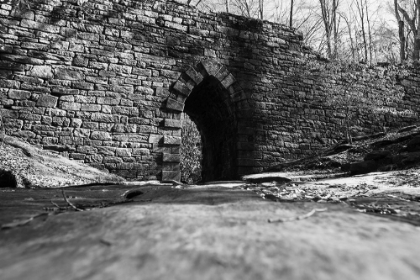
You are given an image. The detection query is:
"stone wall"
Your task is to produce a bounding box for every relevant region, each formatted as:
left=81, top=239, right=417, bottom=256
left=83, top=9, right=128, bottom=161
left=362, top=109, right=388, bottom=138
left=0, top=0, right=419, bottom=181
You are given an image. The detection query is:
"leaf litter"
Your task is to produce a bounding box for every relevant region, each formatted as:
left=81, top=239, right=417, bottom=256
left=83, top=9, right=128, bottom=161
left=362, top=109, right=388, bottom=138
left=239, top=181, right=420, bottom=225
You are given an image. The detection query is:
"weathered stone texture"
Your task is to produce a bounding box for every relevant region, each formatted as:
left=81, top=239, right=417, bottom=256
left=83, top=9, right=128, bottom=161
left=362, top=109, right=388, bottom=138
left=0, top=0, right=419, bottom=180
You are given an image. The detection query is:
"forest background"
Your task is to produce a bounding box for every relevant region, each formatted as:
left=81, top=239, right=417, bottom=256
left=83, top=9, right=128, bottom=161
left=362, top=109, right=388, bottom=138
left=184, top=0, right=420, bottom=64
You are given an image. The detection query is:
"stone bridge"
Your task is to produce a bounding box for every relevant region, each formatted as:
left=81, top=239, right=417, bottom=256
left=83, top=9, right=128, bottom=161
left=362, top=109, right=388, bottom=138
left=1, top=0, right=419, bottom=181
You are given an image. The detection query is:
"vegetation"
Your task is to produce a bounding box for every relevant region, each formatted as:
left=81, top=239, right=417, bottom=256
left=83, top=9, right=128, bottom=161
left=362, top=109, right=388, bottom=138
left=192, top=0, right=420, bottom=64
left=180, top=114, right=202, bottom=184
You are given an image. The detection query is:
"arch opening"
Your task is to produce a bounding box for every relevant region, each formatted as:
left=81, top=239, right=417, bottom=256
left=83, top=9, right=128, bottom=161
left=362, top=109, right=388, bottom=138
left=183, top=76, right=238, bottom=182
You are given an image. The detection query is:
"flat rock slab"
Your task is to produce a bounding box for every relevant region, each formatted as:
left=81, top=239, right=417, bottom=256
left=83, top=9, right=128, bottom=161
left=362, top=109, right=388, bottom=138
left=1, top=186, right=420, bottom=280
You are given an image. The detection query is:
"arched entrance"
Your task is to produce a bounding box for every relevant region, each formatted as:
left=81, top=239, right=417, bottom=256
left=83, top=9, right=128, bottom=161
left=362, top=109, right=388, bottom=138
left=184, top=76, right=237, bottom=181
left=161, top=59, right=249, bottom=182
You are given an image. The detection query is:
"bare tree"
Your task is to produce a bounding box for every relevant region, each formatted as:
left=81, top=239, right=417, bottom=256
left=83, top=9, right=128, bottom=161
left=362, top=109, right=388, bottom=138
left=393, top=0, right=406, bottom=61
left=318, top=0, right=340, bottom=59
left=394, top=0, right=420, bottom=60
left=339, top=11, right=357, bottom=61
left=353, top=0, right=369, bottom=63
left=231, top=0, right=256, bottom=18
left=365, top=0, right=374, bottom=62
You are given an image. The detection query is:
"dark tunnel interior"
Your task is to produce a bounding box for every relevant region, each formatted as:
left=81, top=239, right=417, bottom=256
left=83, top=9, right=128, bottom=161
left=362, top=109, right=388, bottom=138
left=183, top=76, right=238, bottom=182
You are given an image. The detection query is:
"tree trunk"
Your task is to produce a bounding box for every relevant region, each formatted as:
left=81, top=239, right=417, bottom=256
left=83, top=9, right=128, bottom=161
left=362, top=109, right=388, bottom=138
left=396, top=0, right=418, bottom=60
left=415, top=0, right=420, bottom=60
left=357, top=0, right=368, bottom=62
left=289, top=0, right=294, bottom=27
left=319, top=0, right=332, bottom=58
left=332, top=0, right=338, bottom=59
left=413, top=32, right=420, bottom=60
left=399, top=20, right=406, bottom=61
left=225, top=0, right=229, bottom=13
left=365, top=0, right=373, bottom=64
left=259, top=0, right=264, bottom=20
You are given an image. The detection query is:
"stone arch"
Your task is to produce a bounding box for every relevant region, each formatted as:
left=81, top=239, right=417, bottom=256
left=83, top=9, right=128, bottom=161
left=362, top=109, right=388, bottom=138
left=161, top=59, right=251, bottom=182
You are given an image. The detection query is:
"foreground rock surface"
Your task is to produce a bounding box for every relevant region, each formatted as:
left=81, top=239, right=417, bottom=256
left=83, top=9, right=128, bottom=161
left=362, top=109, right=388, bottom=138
left=1, top=185, right=420, bottom=280
left=0, top=136, right=125, bottom=188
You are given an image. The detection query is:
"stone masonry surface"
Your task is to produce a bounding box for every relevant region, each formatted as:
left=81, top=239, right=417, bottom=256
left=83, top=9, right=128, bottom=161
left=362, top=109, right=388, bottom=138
left=0, top=0, right=419, bottom=181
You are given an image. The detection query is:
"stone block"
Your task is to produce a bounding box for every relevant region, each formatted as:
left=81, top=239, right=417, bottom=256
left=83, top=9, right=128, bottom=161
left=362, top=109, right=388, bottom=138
left=58, top=136, right=73, bottom=145
left=164, top=21, right=187, bottom=32
left=111, top=123, right=137, bottom=133
left=91, top=131, right=112, bottom=141
left=127, top=134, right=149, bottom=142
left=148, top=134, right=162, bottom=144
left=112, top=106, right=139, bottom=116
left=91, top=113, right=118, bottom=123
left=20, top=112, right=41, bottom=121
left=52, top=116, right=70, bottom=126
left=135, top=86, right=154, bottom=95
left=73, top=81, right=94, bottom=90
left=101, top=105, right=112, bottom=114
left=70, top=153, right=86, bottom=160
left=109, top=64, right=132, bottom=74
left=185, top=67, right=203, bottom=85
left=173, top=80, right=191, bottom=96
left=0, top=61, right=25, bottom=71
left=164, top=119, right=182, bottom=128
left=163, top=153, right=180, bottom=163
left=204, top=48, right=217, bottom=58
left=41, top=116, right=52, bottom=124
left=162, top=163, right=180, bottom=172
left=8, top=89, right=31, bottom=99
left=162, top=171, right=181, bottom=182
left=221, top=73, right=236, bottom=88
left=29, top=65, right=53, bottom=79
left=97, top=146, right=117, bottom=156
left=201, top=59, right=221, bottom=76
left=116, top=148, right=132, bottom=157
left=117, top=162, right=134, bottom=170
left=133, top=148, right=150, bottom=155
left=81, top=104, right=101, bottom=112
left=52, top=87, right=79, bottom=96
left=112, top=85, right=134, bottom=94
left=97, top=97, right=120, bottom=105
left=54, top=67, right=85, bottom=81
left=41, top=137, right=58, bottom=145
left=59, top=102, right=81, bottom=111
left=85, top=154, right=104, bottom=163
left=74, top=128, right=90, bottom=138
left=214, top=65, right=229, bottom=81
left=82, top=122, right=98, bottom=129
left=104, top=156, right=123, bottom=163
left=166, top=98, right=184, bottom=111
left=36, top=95, right=58, bottom=107
left=163, top=135, right=181, bottom=146
left=76, top=146, right=97, bottom=154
